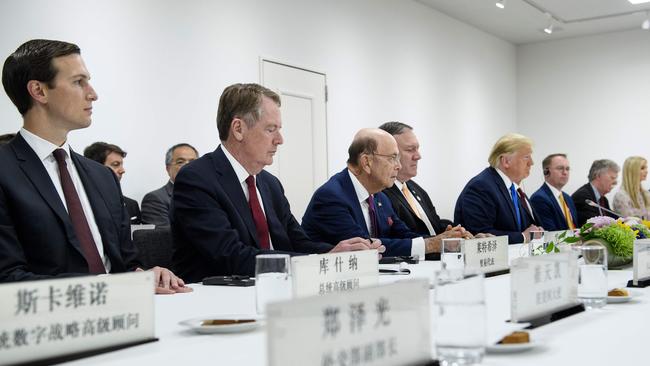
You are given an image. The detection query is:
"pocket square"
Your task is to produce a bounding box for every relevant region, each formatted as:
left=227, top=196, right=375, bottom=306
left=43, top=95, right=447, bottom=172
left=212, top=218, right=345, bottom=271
left=387, top=216, right=393, bottom=226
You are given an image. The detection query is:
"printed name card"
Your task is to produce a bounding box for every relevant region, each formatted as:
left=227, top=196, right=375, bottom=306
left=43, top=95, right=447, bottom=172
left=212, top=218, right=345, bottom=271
left=463, top=235, right=509, bottom=273
left=291, top=250, right=379, bottom=298
left=510, top=252, right=579, bottom=323
left=267, top=280, right=431, bottom=366
left=0, top=272, right=155, bottom=365
left=633, top=239, right=650, bottom=286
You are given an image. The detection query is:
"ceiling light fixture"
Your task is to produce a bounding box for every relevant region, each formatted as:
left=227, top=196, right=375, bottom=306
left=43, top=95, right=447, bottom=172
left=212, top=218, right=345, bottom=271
left=643, top=11, right=650, bottom=30
left=496, top=0, right=506, bottom=9
left=543, top=13, right=554, bottom=34
left=629, top=0, right=650, bottom=4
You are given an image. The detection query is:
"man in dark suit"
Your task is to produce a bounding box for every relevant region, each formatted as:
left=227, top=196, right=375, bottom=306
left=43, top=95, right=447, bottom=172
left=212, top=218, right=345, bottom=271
left=0, top=39, right=189, bottom=294
left=454, top=133, right=542, bottom=244
left=141, top=143, right=198, bottom=226
left=302, top=128, right=470, bottom=258
left=571, top=159, right=620, bottom=226
left=530, top=154, right=578, bottom=231
left=83, top=142, right=142, bottom=224
left=171, top=83, right=380, bottom=282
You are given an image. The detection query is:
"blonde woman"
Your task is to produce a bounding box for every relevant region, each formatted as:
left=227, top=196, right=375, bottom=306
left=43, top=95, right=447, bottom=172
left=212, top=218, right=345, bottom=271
left=613, top=156, right=650, bottom=219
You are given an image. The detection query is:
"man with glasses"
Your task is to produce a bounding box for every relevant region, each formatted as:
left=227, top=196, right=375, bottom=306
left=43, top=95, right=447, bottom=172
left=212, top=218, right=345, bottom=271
left=141, top=143, right=198, bottom=226
left=530, top=154, right=578, bottom=231
left=302, top=128, right=469, bottom=258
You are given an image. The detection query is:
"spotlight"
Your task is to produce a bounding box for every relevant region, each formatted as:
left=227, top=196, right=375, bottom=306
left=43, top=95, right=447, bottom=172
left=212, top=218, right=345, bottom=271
left=496, top=0, right=506, bottom=9
left=544, top=13, right=554, bottom=34
left=643, top=11, right=650, bottom=30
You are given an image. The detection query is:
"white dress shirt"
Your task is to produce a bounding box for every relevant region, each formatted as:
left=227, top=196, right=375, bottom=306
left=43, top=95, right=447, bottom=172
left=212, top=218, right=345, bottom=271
left=347, top=170, right=425, bottom=258
left=19, top=128, right=111, bottom=272
left=221, top=144, right=273, bottom=249
left=394, top=180, right=436, bottom=235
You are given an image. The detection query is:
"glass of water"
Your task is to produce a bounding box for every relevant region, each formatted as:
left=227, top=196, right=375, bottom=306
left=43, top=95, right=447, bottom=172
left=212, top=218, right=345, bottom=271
left=434, top=270, right=486, bottom=365
left=441, top=238, right=464, bottom=271
left=255, top=254, right=292, bottom=315
left=528, top=230, right=546, bottom=256
left=577, top=243, right=607, bottom=309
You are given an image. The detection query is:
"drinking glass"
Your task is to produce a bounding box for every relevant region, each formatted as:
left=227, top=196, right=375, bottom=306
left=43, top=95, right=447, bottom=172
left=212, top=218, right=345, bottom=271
left=441, top=238, right=464, bottom=271
left=255, top=254, right=292, bottom=315
left=528, top=230, right=546, bottom=256
left=577, top=244, right=607, bottom=309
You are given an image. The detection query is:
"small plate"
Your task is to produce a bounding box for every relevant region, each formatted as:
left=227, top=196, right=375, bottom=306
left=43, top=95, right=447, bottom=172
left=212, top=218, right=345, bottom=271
left=607, top=290, right=639, bottom=304
left=179, top=315, right=262, bottom=334
left=486, top=341, right=538, bottom=354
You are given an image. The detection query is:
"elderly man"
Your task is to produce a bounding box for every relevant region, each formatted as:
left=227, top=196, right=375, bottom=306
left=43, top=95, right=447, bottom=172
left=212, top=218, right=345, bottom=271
left=171, top=83, right=380, bottom=282
left=0, top=39, right=189, bottom=293
left=572, top=159, right=620, bottom=226
left=454, top=133, right=542, bottom=244
left=302, top=128, right=470, bottom=259
left=141, top=143, right=198, bottom=226
left=530, top=154, right=578, bottom=231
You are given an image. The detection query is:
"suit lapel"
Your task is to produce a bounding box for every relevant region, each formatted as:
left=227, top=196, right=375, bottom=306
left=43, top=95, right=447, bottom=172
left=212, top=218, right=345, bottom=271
left=542, top=184, right=564, bottom=223
left=489, top=168, right=519, bottom=228
left=340, top=170, right=370, bottom=236
left=164, top=181, right=173, bottom=198
left=406, top=181, right=433, bottom=226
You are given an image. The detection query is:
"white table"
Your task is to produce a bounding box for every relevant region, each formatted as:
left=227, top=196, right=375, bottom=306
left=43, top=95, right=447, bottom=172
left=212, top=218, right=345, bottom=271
left=63, top=260, right=649, bottom=366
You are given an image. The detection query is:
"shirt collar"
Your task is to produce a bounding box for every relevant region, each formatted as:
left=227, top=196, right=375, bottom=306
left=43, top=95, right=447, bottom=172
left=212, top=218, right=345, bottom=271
left=590, top=182, right=601, bottom=201
left=221, top=144, right=252, bottom=184
left=496, top=167, right=517, bottom=190
left=348, top=169, right=371, bottom=204
left=545, top=181, right=563, bottom=199
left=19, top=127, right=71, bottom=162
left=394, top=179, right=407, bottom=191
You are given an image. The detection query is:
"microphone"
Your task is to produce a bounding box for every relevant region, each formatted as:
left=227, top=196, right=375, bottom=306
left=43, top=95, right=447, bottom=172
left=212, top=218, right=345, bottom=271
left=585, top=199, right=623, bottom=218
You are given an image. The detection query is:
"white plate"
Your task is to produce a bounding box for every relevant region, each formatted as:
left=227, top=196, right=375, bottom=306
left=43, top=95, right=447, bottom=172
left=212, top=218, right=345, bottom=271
left=607, top=290, right=640, bottom=304
left=179, top=315, right=263, bottom=334
left=487, top=341, right=538, bottom=354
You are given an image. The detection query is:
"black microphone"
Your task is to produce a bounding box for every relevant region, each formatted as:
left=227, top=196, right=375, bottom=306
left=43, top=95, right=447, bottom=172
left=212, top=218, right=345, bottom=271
left=585, top=199, right=622, bottom=218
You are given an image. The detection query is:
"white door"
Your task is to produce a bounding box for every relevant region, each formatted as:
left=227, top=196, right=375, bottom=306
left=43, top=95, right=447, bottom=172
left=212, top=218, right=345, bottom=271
left=261, top=59, right=328, bottom=223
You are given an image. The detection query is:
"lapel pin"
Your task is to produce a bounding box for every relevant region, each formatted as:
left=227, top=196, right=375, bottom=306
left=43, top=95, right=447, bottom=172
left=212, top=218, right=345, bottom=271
left=416, top=195, right=422, bottom=201
left=377, top=202, right=382, bottom=207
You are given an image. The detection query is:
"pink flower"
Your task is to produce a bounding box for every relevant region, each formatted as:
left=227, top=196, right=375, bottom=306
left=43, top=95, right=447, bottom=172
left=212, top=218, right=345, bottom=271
left=586, top=216, right=615, bottom=229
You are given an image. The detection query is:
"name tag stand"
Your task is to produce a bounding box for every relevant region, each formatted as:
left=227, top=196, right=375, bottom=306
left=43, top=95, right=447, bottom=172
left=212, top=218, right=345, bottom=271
left=627, top=239, right=650, bottom=288
left=484, top=268, right=510, bottom=278
left=510, top=303, right=585, bottom=329
left=463, top=236, right=510, bottom=277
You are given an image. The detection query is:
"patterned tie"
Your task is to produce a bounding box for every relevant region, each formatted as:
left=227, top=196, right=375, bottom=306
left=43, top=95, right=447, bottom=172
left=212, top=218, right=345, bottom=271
left=558, top=194, right=575, bottom=230
left=245, top=175, right=270, bottom=250
left=401, top=184, right=421, bottom=219
left=52, top=149, right=106, bottom=274
left=510, top=184, right=522, bottom=231
left=517, top=187, right=533, bottom=222
left=599, top=196, right=608, bottom=217
left=367, top=195, right=379, bottom=238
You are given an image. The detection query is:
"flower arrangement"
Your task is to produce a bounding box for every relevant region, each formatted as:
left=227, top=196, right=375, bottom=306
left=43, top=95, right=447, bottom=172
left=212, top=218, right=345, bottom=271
left=559, top=216, right=641, bottom=258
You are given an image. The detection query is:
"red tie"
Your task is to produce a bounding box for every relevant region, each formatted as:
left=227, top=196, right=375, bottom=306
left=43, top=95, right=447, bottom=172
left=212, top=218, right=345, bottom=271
left=52, top=149, right=106, bottom=274
left=245, top=175, right=270, bottom=250
left=517, top=187, right=533, bottom=221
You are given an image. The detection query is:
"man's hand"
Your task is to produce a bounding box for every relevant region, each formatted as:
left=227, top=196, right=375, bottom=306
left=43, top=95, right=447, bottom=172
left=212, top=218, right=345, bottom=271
left=136, top=267, right=193, bottom=295
left=475, top=233, right=495, bottom=238
left=522, top=225, right=544, bottom=243
left=330, top=237, right=386, bottom=255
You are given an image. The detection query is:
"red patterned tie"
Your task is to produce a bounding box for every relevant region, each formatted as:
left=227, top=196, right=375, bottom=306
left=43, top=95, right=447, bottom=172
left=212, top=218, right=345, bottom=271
left=367, top=195, right=379, bottom=238
left=245, top=175, right=270, bottom=250
left=52, top=149, right=106, bottom=274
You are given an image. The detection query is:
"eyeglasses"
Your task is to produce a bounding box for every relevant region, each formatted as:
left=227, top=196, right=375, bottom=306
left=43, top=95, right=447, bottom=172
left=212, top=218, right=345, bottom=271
left=373, top=153, right=401, bottom=164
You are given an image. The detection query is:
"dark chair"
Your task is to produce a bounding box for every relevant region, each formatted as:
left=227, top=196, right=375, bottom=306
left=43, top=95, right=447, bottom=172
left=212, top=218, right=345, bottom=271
left=132, top=227, right=173, bottom=269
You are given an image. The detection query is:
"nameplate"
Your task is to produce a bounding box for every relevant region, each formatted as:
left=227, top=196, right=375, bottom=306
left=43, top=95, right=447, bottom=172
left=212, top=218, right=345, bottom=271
left=510, top=252, right=579, bottom=323
left=632, top=239, right=650, bottom=286
left=463, top=235, right=509, bottom=274
left=267, top=280, right=431, bottom=366
left=0, top=272, right=155, bottom=365
left=291, top=250, right=378, bottom=298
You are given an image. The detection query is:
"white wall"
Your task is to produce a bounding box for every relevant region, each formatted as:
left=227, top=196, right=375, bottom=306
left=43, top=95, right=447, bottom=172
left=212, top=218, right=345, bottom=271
left=517, top=30, right=650, bottom=202
left=0, top=0, right=517, bottom=219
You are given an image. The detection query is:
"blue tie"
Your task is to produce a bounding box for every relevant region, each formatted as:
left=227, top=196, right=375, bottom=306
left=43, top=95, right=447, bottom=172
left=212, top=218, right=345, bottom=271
left=510, top=184, right=522, bottom=231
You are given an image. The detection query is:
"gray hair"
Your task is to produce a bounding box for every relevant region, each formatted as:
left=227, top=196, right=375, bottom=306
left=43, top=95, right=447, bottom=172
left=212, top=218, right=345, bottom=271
left=378, top=121, right=413, bottom=136
left=588, top=159, right=620, bottom=181
left=165, top=143, right=198, bottom=166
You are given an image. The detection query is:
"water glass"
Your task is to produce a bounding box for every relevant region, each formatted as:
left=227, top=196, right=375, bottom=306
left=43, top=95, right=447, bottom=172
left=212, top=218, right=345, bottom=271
left=434, top=271, right=486, bottom=366
left=577, top=244, right=607, bottom=309
left=441, top=238, right=464, bottom=271
left=528, top=230, right=546, bottom=256
left=255, top=254, right=292, bottom=314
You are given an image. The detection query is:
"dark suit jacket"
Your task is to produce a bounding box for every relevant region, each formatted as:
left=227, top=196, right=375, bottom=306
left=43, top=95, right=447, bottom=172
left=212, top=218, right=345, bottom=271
left=171, top=146, right=333, bottom=282
left=530, top=183, right=578, bottom=231
left=141, top=181, right=173, bottom=226
left=0, top=134, right=141, bottom=283
left=124, top=195, right=141, bottom=224
left=383, top=180, right=452, bottom=236
left=454, top=167, right=537, bottom=244
left=302, top=169, right=418, bottom=256
left=571, top=183, right=617, bottom=227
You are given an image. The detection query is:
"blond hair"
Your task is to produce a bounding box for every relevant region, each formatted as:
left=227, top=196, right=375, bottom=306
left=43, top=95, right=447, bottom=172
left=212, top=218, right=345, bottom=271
left=488, top=133, right=533, bottom=168
left=622, top=156, right=650, bottom=209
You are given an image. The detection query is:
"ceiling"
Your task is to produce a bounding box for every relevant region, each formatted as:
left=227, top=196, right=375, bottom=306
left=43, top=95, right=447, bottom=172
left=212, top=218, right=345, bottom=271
left=416, top=0, right=650, bottom=44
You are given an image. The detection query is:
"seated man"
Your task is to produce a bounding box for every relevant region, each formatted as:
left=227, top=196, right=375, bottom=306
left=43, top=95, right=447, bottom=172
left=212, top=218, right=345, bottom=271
left=0, top=39, right=189, bottom=294
left=84, top=142, right=142, bottom=224
left=302, top=128, right=470, bottom=259
left=572, top=159, right=620, bottom=226
left=530, top=154, right=578, bottom=231
left=171, top=83, right=381, bottom=282
left=454, top=133, right=542, bottom=244
left=141, top=143, right=198, bottom=226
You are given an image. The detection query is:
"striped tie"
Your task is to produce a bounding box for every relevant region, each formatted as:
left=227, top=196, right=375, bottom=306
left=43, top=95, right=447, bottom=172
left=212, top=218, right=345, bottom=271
left=559, top=194, right=575, bottom=230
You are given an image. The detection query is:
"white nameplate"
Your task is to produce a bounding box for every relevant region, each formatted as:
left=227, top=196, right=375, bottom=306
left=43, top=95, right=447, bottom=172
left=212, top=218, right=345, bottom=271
left=463, top=235, right=509, bottom=273
left=0, top=272, right=155, bottom=364
left=510, top=252, right=578, bottom=322
left=291, top=250, right=378, bottom=298
left=633, top=239, right=650, bottom=285
left=267, top=280, right=431, bottom=366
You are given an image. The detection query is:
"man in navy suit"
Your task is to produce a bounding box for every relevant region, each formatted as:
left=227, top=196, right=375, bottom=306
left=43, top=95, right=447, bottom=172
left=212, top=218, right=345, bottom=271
left=171, top=83, right=380, bottom=282
left=454, top=133, right=542, bottom=244
left=530, top=154, right=578, bottom=231
left=0, top=39, right=189, bottom=294
left=302, top=128, right=470, bottom=258
left=571, top=159, right=620, bottom=226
